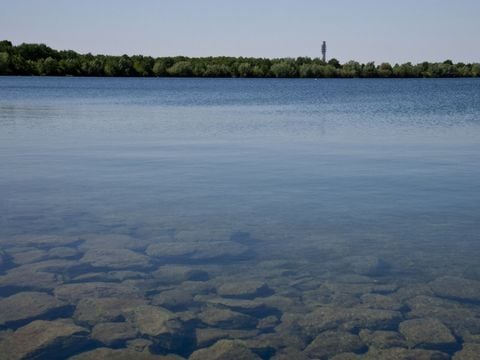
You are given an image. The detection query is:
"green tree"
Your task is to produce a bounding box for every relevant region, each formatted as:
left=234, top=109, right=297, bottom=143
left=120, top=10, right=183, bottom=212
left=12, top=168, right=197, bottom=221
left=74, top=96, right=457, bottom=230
left=340, top=61, right=361, bottom=78
left=328, top=58, right=341, bottom=68
left=270, top=60, right=297, bottom=78
left=237, top=62, right=253, bottom=77
left=0, top=52, right=9, bottom=74
left=0, top=40, right=13, bottom=53
left=37, top=57, right=58, bottom=75
left=377, top=63, right=393, bottom=78
left=362, top=62, right=377, bottom=77
left=167, top=61, right=193, bottom=77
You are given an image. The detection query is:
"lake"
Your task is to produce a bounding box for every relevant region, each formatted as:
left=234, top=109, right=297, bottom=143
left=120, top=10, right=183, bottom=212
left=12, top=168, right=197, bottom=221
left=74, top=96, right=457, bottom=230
left=1, top=77, right=480, bottom=359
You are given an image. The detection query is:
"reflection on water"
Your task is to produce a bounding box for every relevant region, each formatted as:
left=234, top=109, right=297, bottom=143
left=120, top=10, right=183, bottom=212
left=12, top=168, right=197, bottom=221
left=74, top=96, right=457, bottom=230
left=0, top=77, right=480, bottom=359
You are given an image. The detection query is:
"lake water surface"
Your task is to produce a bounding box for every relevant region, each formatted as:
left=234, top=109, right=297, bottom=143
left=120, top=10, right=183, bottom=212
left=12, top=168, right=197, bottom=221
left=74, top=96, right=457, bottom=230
left=0, top=77, right=480, bottom=359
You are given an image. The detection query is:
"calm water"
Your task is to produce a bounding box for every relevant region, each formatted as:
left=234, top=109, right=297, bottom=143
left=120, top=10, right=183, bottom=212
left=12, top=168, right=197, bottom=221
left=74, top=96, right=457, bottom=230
left=1, top=77, right=480, bottom=359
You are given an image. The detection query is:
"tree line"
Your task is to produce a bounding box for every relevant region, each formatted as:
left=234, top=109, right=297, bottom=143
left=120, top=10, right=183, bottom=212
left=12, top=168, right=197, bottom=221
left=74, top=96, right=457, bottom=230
left=1, top=40, right=479, bottom=78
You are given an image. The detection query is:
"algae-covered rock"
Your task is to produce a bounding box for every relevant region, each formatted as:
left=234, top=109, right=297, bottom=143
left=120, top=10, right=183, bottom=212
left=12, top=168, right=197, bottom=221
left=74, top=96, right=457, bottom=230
left=54, top=282, right=143, bottom=304
left=152, top=265, right=209, bottom=284
left=346, top=256, right=389, bottom=276
left=405, top=295, right=480, bottom=334
left=360, top=293, right=403, bottom=311
left=7, top=248, right=47, bottom=265
left=124, top=305, right=188, bottom=352
left=198, top=307, right=258, bottom=329
left=48, top=246, right=80, bottom=259
left=74, top=297, right=147, bottom=326
left=453, top=343, right=480, bottom=360
left=0, top=291, right=69, bottom=327
left=69, top=347, right=183, bottom=360
left=189, top=339, right=261, bottom=360
left=299, top=306, right=402, bottom=336
left=0, top=265, right=61, bottom=292
left=2, top=235, right=81, bottom=248
left=359, top=329, right=407, bottom=349
left=430, top=276, right=480, bottom=302
left=398, top=318, right=457, bottom=350
left=0, top=249, right=5, bottom=267
left=217, top=280, right=272, bottom=299
left=196, top=328, right=259, bottom=348
left=304, top=331, right=366, bottom=359
left=0, top=319, right=89, bottom=360
left=91, top=322, right=137, bottom=346
left=362, top=347, right=450, bottom=359
left=151, top=289, right=195, bottom=310
left=198, top=296, right=280, bottom=318
left=78, top=234, right=149, bottom=251
left=146, top=241, right=249, bottom=262
left=125, top=305, right=182, bottom=337
left=80, top=248, right=151, bottom=270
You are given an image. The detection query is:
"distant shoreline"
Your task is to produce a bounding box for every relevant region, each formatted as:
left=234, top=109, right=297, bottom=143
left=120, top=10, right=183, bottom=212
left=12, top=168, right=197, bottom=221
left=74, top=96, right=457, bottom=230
left=1, top=40, right=479, bottom=78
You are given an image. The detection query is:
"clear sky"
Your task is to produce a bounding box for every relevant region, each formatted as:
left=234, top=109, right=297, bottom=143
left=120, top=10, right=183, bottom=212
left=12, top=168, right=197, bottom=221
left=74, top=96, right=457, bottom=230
left=1, top=0, right=479, bottom=63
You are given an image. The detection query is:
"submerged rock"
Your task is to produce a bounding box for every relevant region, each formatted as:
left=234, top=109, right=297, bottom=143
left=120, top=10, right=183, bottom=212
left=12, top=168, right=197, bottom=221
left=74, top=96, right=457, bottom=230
left=7, top=248, right=47, bottom=265
left=299, top=306, right=403, bottom=336
left=346, top=256, right=389, bottom=277
left=304, top=331, right=366, bottom=359
left=0, top=265, right=61, bottom=292
left=152, top=265, right=209, bottom=284
left=48, top=247, right=81, bottom=259
left=54, top=282, right=143, bottom=304
left=189, top=339, right=261, bottom=360
left=123, top=305, right=187, bottom=352
left=398, top=318, right=457, bottom=351
left=453, top=343, right=480, bottom=360
left=91, top=322, right=137, bottom=346
left=198, top=307, right=258, bottom=329
left=0, top=291, right=69, bottom=328
left=73, top=297, right=147, bottom=326
left=80, top=248, right=151, bottom=270
left=146, top=241, right=249, bottom=262
left=2, top=235, right=81, bottom=249
left=359, top=329, right=407, bottom=349
left=430, top=276, right=480, bottom=302
left=0, top=249, right=5, bottom=267
left=361, top=347, right=450, bottom=359
left=217, top=281, right=272, bottom=299
left=405, top=295, right=480, bottom=334
left=0, top=319, right=89, bottom=360
left=360, top=293, right=403, bottom=311
left=78, top=234, right=149, bottom=251
left=151, top=289, right=195, bottom=310
left=198, top=296, right=280, bottom=318
left=196, top=328, right=259, bottom=348
left=69, top=347, right=183, bottom=360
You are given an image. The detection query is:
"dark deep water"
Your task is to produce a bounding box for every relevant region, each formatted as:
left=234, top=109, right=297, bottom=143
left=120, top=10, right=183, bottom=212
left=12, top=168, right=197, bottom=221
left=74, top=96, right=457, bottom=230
left=0, top=77, right=480, bottom=359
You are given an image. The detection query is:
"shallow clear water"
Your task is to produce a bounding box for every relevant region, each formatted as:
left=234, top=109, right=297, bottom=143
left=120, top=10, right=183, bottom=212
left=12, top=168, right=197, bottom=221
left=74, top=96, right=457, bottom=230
left=0, top=77, right=480, bottom=359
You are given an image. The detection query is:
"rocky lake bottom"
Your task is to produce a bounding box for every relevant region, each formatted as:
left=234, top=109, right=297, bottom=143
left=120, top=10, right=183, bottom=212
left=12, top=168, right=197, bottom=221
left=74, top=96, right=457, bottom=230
left=1, top=77, right=480, bottom=359
left=1, top=227, right=480, bottom=360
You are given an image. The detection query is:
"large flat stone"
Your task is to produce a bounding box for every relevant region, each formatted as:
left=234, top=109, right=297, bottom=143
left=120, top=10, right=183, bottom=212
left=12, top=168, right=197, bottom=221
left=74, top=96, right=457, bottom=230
left=73, top=297, right=147, bottom=326
left=189, top=339, right=261, bottom=360
left=304, top=331, right=366, bottom=359
left=399, top=318, right=457, bottom=350
left=54, top=282, right=143, bottom=304
left=69, top=347, right=183, bottom=360
left=0, top=319, right=89, bottom=360
left=430, top=276, right=480, bottom=303
left=80, top=248, right=151, bottom=270
left=91, top=322, right=137, bottom=346
left=0, top=291, right=69, bottom=327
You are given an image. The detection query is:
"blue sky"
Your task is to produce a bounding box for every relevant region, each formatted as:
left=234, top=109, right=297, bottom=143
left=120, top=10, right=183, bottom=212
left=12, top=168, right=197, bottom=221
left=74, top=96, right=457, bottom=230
left=1, top=0, right=479, bottom=63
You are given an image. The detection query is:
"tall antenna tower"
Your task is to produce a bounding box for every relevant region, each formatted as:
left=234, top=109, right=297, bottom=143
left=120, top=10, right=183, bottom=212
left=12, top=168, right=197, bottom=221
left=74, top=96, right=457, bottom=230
left=322, top=41, right=327, bottom=63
